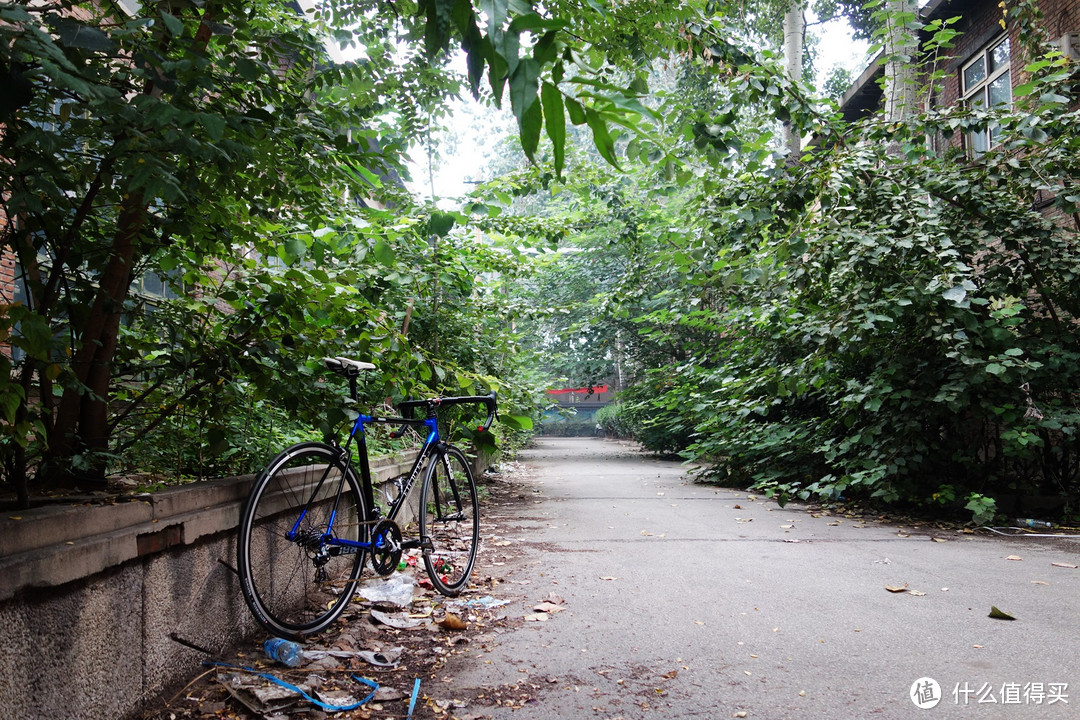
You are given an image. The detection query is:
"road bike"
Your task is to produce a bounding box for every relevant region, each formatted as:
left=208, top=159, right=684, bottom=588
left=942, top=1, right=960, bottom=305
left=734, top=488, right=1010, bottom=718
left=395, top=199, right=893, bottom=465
left=236, top=357, right=497, bottom=640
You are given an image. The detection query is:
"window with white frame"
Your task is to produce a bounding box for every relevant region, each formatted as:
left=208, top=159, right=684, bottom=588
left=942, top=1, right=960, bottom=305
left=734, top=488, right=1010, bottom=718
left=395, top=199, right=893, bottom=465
left=961, top=36, right=1012, bottom=155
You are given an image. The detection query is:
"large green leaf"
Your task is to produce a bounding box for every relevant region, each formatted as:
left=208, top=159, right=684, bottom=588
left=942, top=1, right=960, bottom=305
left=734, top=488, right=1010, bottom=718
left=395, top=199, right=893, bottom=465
left=158, top=11, right=184, bottom=38
left=541, top=82, right=565, bottom=175
left=584, top=107, right=620, bottom=169
left=499, top=414, right=534, bottom=430
left=429, top=212, right=456, bottom=237
left=509, top=57, right=540, bottom=118
left=519, top=96, right=542, bottom=161
left=565, top=97, right=586, bottom=125
left=373, top=239, right=397, bottom=266
left=482, top=0, right=509, bottom=33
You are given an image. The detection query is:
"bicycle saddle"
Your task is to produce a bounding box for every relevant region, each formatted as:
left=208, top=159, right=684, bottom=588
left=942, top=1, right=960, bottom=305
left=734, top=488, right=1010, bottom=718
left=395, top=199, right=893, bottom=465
left=323, top=357, right=376, bottom=376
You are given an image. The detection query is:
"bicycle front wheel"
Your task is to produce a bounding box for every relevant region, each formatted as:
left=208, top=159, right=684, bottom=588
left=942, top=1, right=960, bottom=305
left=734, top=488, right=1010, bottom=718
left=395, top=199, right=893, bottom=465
left=420, top=445, right=479, bottom=595
left=237, top=442, right=368, bottom=640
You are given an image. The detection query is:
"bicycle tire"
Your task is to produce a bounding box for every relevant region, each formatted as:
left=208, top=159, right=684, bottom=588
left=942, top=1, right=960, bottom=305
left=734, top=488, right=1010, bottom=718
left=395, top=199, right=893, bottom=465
left=237, top=442, right=367, bottom=639
left=420, top=445, right=479, bottom=595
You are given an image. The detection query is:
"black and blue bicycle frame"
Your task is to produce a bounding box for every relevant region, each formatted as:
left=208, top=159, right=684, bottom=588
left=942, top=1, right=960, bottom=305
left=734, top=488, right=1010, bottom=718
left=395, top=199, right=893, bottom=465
left=285, top=410, right=439, bottom=554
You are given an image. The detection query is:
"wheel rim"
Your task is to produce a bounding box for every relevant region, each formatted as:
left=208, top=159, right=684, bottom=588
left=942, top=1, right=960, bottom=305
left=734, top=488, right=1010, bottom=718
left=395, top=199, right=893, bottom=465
left=421, top=449, right=478, bottom=593
left=239, top=445, right=365, bottom=637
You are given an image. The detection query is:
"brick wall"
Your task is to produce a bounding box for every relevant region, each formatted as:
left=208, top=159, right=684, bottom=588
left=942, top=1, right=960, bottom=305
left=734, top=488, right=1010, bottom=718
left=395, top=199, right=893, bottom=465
left=926, top=0, right=1079, bottom=150
left=0, top=245, right=13, bottom=304
left=1, top=203, right=15, bottom=359
left=941, top=0, right=1077, bottom=99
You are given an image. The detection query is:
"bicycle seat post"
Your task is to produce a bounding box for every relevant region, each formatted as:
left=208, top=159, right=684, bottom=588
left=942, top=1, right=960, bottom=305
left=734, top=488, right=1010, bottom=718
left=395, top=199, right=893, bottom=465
left=349, top=374, right=358, bottom=402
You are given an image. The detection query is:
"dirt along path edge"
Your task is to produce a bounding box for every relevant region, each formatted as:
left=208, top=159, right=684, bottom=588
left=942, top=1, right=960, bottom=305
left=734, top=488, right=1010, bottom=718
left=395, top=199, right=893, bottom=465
left=146, top=436, right=1080, bottom=720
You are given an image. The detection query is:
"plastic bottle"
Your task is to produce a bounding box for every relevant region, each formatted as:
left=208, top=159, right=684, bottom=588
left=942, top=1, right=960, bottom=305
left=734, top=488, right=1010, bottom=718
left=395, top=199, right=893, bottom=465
left=1016, top=518, right=1054, bottom=529
left=263, top=637, right=304, bottom=667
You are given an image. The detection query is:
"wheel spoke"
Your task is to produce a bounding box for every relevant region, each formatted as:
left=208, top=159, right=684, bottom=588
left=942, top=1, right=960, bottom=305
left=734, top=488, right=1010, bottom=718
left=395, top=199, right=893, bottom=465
left=238, top=443, right=368, bottom=639
left=420, top=447, right=479, bottom=595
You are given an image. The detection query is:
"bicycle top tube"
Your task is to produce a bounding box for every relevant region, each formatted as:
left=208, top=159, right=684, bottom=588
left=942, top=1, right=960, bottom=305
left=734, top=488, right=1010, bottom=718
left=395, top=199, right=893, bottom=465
left=351, top=413, right=439, bottom=444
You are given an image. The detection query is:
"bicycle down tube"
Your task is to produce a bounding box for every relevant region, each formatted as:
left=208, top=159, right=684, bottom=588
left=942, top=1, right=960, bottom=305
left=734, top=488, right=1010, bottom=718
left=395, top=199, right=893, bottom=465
left=305, top=411, right=437, bottom=556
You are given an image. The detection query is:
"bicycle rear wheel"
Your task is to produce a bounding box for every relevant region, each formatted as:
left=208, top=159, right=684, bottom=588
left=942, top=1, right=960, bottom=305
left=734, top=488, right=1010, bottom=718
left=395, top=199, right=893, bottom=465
left=420, top=445, right=479, bottom=595
left=237, top=442, right=368, bottom=639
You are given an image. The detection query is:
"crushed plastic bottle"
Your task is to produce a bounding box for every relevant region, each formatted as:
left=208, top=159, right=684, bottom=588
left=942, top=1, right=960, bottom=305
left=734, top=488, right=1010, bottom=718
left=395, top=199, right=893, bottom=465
left=263, top=637, right=304, bottom=667
left=1016, top=518, right=1054, bottom=529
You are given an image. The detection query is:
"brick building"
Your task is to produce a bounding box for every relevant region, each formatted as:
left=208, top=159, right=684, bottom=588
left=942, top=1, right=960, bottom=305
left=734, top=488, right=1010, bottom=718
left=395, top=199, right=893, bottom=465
left=841, top=0, right=1080, bottom=152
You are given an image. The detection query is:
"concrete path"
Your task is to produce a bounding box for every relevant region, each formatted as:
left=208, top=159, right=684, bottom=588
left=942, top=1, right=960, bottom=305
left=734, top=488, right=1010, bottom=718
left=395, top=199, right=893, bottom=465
left=447, top=437, right=1080, bottom=719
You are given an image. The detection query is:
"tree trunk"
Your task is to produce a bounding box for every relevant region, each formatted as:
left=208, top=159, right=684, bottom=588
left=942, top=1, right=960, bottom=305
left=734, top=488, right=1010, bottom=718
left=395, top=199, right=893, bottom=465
left=40, top=3, right=220, bottom=487
left=46, top=193, right=147, bottom=484
left=882, top=0, right=920, bottom=122
left=782, top=1, right=805, bottom=157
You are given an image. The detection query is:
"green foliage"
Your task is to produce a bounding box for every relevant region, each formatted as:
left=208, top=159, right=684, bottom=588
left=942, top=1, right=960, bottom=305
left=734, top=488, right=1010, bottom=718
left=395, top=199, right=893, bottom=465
left=539, top=418, right=597, bottom=437
left=0, top=0, right=545, bottom=501
left=476, top=0, right=1080, bottom=524
left=624, top=28, right=1080, bottom=520
left=6, top=0, right=1079, bottom=535
left=964, top=492, right=999, bottom=527
left=594, top=403, right=632, bottom=438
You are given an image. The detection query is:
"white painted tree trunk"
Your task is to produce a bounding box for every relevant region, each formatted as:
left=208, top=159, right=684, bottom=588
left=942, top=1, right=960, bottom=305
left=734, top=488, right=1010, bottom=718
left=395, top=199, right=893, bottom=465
left=782, top=1, right=805, bottom=157
left=882, top=0, right=920, bottom=122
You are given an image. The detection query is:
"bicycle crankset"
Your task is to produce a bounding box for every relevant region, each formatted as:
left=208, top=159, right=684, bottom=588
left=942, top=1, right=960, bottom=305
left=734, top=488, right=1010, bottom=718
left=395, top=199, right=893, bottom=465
left=370, top=519, right=403, bottom=576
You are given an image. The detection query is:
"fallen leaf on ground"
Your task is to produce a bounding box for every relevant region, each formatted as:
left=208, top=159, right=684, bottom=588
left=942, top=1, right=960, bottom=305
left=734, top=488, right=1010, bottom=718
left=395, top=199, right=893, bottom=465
left=1051, top=562, right=1078, bottom=569
left=989, top=606, right=1016, bottom=621
left=533, top=602, right=564, bottom=614
left=1031, top=580, right=1050, bottom=586
left=885, top=583, right=909, bottom=593
left=908, top=590, right=926, bottom=596
left=1006, top=555, right=1023, bottom=561
left=599, top=576, right=618, bottom=581
left=438, top=612, right=468, bottom=631
left=660, top=670, right=678, bottom=679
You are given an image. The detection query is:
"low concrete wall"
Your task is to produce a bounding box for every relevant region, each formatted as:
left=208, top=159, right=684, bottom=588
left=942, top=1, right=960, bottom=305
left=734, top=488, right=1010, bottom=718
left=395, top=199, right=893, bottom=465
left=0, top=453, right=412, bottom=720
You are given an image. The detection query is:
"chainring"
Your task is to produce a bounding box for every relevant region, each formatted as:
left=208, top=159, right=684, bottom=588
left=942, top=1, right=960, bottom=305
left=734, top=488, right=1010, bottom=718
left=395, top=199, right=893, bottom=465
left=370, top=519, right=403, bottom=576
